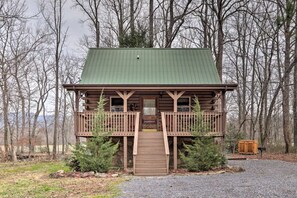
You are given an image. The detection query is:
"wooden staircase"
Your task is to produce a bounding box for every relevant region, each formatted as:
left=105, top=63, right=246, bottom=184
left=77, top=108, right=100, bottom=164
left=134, top=132, right=168, bottom=176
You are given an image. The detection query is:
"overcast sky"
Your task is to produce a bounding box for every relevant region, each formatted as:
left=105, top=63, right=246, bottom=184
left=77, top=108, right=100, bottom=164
left=25, top=0, right=87, bottom=53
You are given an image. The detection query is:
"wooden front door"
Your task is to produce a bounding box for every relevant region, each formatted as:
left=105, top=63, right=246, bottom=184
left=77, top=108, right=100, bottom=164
left=142, top=97, right=157, bottom=130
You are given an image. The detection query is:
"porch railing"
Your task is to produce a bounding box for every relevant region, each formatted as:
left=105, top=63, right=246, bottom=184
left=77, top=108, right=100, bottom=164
left=161, top=112, right=170, bottom=174
left=133, top=112, right=140, bottom=174
left=76, top=111, right=139, bottom=136
left=162, top=111, right=224, bottom=136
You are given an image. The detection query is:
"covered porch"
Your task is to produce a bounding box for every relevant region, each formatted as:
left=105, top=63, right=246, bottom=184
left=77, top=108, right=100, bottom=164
left=64, top=85, right=236, bottom=174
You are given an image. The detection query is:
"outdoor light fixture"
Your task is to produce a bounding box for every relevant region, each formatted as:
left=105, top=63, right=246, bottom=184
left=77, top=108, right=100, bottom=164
left=159, top=91, right=164, bottom=98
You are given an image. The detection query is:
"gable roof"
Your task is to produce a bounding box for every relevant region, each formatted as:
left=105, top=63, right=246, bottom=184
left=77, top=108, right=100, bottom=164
left=79, top=48, right=221, bottom=85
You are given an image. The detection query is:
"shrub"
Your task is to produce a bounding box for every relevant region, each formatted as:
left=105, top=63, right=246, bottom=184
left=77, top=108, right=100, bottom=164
left=67, top=94, right=119, bottom=172
left=180, top=97, right=226, bottom=171
left=180, top=137, right=226, bottom=171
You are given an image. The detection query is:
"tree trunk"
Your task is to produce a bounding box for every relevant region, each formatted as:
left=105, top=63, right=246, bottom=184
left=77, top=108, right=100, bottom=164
left=130, top=0, right=135, bottom=35
left=43, top=107, right=50, bottom=155
left=281, top=0, right=293, bottom=153
left=53, top=45, right=59, bottom=159
left=51, top=0, right=64, bottom=160
left=61, top=91, right=67, bottom=155
left=293, top=1, right=297, bottom=149
left=149, top=0, right=153, bottom=47
left=202, top=0, right=208, bottom=48
left=20, top=96, right=25, bottom=153
left=214, top=0, right=225, bottom=80
left=165, top=0, right=174, bottom=48
left=2, top=74, right=9, bottom=158
left=9, top=125, right=17, bottom=162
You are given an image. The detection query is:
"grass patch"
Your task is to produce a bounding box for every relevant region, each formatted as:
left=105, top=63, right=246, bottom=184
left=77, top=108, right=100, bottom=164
left=0, top=179, right=64, bottom=198
left=0, top=161, right=125, bottom=198
left=0, top=161, right=70, bottom=177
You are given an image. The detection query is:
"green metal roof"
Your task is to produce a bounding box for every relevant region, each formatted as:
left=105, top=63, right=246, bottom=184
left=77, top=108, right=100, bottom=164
left=80, top=48, right=221, bottom=85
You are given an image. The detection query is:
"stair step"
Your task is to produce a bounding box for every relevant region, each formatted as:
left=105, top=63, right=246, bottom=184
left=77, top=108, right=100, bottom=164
left=138, top=136, right=163, bottom=139
left=139, top=132, right=162, bottom=135
left=135, top=168, right=167, bottom=174
left=134, top=172, right=168, bottom=176
left=138, top=147, right=165, bottom=154
left=138, top=147, right=164, bottom=150
left=138, top=146, right=164, bottom=149
left=136, top=163, right=166, bottom=168
left=138, top=142, right=164, bottom=146
left=138, top=141, right=163, bottom=143
left=137, top=149, right=165, bottom=156
left=136, top=159, right=166, bottom=163
left=136, top=156, right=166, bottom=163
left=138, top=134, right=163, bottom=139
left=138, top=148, right=164, bottom=152
left=136, top=152, right=166, bottom=155
left=138, top=145, right=164, bottom=148
left=136, top=155, right=166, bottom=161
left=138, top=151, right=165, bottom=155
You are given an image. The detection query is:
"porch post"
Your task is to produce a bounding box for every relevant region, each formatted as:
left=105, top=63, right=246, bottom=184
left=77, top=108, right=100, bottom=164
left=124, top=136, right=128, bottom=171
left=116, top=91, right=135, bottom=131
left=221, top=91, right=226, bottom=136
left=166, top=91, right=184, bottom=171
left=221, top=91, right=226, bottom=151
left=75, top=91, right=80, bottom=144
left=174, top=136, right=177, bottom=170
left=116, top=91, right=135, bottom=171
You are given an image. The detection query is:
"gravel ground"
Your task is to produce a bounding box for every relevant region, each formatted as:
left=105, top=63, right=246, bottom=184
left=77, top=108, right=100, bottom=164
left=119, top=160, right=297, bottom=198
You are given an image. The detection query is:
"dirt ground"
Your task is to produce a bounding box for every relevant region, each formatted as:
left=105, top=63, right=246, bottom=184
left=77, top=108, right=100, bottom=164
left=227, top=152, right=297, bottom=163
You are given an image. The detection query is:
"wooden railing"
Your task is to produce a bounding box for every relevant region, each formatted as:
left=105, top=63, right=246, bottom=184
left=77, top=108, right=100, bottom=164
left=162, top=111, right=224, bottom=136
left=161, top=112, right=170, bottom=174
left=76, top=111, right=139, bottom=136
left=133, top=112, right=140, bottom=174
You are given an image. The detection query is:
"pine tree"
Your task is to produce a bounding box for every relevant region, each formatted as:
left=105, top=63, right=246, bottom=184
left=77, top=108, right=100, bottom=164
left=68, top=94, right=119, bottom=172
left=180, top=97, right=226, bottom=171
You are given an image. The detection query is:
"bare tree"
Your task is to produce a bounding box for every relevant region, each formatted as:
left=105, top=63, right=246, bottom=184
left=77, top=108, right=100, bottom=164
left=73, top=0, right=101, bottom=48
left=29, top=53, right=53, bottom=154
left=209, top=0, right=246, bottom=79
left=0, top=0, right=27, bottom=159
left=276, top=0, right=295, bottom=153
left=40, top=0, right=68, bottom=159
left=156, top=0, right=197, bottom=48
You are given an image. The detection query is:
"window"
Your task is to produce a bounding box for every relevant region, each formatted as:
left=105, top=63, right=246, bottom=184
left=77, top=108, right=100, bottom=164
left=143, top=99, right=156, bottom=115
left=110, top=97, right=123, bottom=112
left=177, top=97, right=190, bottom=112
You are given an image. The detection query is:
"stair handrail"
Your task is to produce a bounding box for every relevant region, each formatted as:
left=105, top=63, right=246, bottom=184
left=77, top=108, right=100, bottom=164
left=161, top=112, right=170, bottom=174
left=133, top=112, right=140, bottom=174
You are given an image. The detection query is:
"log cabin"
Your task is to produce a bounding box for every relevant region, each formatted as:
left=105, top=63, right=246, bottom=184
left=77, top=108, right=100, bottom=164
left=63, top=48, right=237, bottom=176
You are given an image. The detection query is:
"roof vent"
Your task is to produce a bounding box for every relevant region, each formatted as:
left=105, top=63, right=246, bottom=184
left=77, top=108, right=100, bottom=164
left=137, top=55, right=140, bottom=59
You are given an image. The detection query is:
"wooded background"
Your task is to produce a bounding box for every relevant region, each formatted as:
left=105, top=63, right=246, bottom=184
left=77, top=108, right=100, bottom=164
left=0, top=0, right=297, bottom=160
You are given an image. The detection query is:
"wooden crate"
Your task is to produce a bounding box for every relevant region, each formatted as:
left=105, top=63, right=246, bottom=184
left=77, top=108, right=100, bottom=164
left=238, top=140, right=258, bottom=154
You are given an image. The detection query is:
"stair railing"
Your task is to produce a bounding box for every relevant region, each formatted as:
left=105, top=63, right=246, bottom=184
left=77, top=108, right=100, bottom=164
left=161, top=112, right=170, bottom=174
left=133, top=112, right=140, bottom=174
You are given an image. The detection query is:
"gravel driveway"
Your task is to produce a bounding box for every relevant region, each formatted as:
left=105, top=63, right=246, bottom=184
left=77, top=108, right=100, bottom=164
left=119, top=160, right=297, bottom=198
